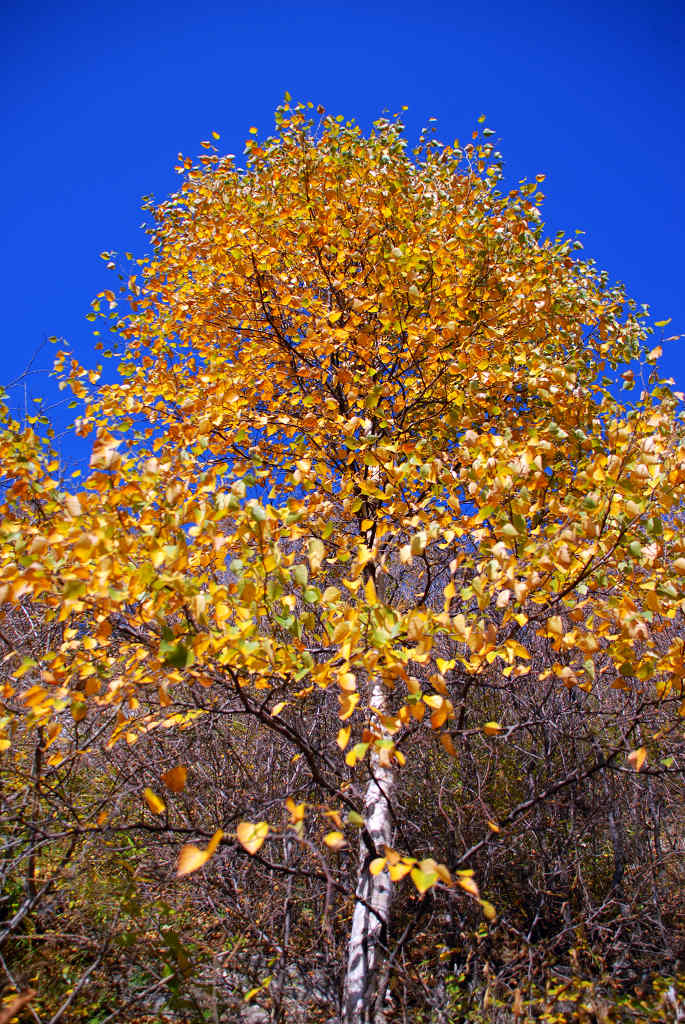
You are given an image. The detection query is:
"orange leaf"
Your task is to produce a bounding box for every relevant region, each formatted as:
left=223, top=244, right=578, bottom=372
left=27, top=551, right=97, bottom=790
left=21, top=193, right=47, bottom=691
left=143, top=788, right=165, bottom=814
left=161, top=764, right=187, bottom=792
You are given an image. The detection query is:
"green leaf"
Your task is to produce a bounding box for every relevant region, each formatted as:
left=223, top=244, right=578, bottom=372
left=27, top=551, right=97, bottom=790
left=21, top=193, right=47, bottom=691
left=160, top=636, right=195, bottom=668
left=292, top=564, right=308, bottom=587
left=411, top=865, right=438, bottom=893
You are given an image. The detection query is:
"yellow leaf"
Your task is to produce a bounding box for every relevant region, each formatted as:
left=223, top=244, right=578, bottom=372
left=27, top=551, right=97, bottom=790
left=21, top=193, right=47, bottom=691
left=411, top=865, right=438, bottom=893
left=271, top=701, right=287, bottom=716
left=308, top=537, right=325, bottom=571
left=369, top=857, right=387, bottom=875
left=431, top=707, right=448, bottom=729
left=364, top=576, right=377, bottom=605
left=434, top=862, right=452, bottom=885
left=458, top=875, right=480, bottom=897
left=71, top=699, right=87, bottom=722
left=177, top=829, right=223, bottom=876
left=480, top=899, right=497, bottom=921
left=423, top=693, right=444, bottom=709
left=236, top=820, right=269, bottom=855
left=627, top=747, right=647, bottom=772
left=286, top=798, right=305, bottom=822
left=337, top=725, right=351, bottom=749
left=339, top=692, right=359, bottom=720
left=324, top=830, right=346, bottom=850
left=345, top=742, right=369, bottom=767
left=483, top=721, right=503, bottom=736
left=389, top=861, right=413, bottom=881
left=546, top=616, right=563, bottom=636
left=161, top=764, right=187, bottom=792
left=338, top=672, right=357, bottom=692
left=143, top=788, right=166, bottom=814
left=399, top=544, right=412, bottom=564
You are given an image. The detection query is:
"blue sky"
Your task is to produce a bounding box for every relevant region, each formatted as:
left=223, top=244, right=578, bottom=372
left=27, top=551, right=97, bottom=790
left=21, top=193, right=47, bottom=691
left=1, top=0, right=684, bottom=439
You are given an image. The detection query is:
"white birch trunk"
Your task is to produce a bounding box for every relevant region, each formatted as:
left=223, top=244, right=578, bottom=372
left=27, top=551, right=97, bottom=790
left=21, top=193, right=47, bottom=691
left=342, top=678, right=395, bottom=1024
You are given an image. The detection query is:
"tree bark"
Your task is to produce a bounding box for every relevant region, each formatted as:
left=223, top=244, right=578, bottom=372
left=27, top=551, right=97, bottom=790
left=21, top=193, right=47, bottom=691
left=342, top=679, right=395, bottom=1024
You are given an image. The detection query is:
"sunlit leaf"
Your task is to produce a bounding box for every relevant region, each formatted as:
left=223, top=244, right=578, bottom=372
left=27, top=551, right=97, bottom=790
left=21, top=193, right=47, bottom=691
left=627, top=747, right=647, bottom=772
left=236, top=821, right=270, bottom=855
left=143, top=788, right=166, bottom=814
left=177, top=829, right=223, bottom=876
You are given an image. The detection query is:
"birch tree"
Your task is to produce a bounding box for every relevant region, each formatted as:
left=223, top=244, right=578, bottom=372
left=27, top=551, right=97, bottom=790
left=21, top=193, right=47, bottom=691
left=1, top=99, right=684, bottom=1022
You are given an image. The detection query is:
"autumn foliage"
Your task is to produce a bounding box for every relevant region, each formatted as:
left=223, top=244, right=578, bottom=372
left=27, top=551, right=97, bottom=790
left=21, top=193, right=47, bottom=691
left=1, top=100, right=684, bottom=1022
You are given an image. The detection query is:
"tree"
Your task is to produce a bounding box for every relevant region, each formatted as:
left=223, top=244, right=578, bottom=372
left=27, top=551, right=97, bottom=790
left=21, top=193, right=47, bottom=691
left=1, top=99, right=684, bottom=1022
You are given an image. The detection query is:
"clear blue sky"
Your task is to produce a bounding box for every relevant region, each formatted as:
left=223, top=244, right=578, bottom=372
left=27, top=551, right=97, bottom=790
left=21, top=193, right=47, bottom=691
left=2, top=0, right=684, bottom=431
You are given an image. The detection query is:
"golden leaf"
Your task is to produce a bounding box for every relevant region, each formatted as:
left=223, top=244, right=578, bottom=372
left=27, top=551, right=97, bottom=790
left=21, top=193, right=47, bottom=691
left=627, top=747, right=647, bottom=772
left=285, top=798, right=305, bottom=823
left=337, top=725, right=351, bottom=749
left=339, top=692, right=360, bottom=721
left=388, top=862, right=413, bottom=882
left=236, top=821, right=269, bottom=855
left=143, top=788, right=166, bottom=814
left=479, top=899, right=497, bottom=921
left=458, top=875, right=480, bottom=897
left=177, top=829, right=223, bottom=877
left=411, top=865, right=438, bottom=893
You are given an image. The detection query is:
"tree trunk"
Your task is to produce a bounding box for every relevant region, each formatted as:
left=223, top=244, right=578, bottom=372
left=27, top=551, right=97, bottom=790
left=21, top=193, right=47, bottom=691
left=342, top=679, right=395, bottom=1024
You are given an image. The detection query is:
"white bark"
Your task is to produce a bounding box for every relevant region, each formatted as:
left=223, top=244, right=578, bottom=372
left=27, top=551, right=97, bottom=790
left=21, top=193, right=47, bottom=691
left=342, top=678, right=395, bottom=1024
